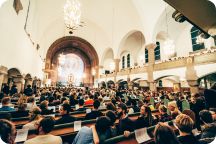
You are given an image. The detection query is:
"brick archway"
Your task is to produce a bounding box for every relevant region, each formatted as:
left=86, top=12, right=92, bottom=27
left=45, top=36, right=99, bottom=87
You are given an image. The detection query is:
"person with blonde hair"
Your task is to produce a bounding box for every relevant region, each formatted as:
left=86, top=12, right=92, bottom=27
left=175, top=114, right=200, bottom=144
left=168, top=101, right=181, bottom=119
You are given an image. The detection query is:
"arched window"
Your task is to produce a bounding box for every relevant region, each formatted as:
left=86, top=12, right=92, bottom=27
left=145, top=48, right=148, bottom=63
left=122, top=56, right=125, bottom=69
left=154, top=42, right=161, bottom=60
left=159, top=80, right=163, bottom=87
left=190, top=26, right=205, bottom=51
left=127, top=54, right=130, bottom=68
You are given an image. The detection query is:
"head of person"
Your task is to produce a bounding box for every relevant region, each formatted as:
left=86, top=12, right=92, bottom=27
left=175, top=114, right=194, bottom=134
left=106, top=102, right=116, bottom=112
left=117, top=103, right=127, bottom=118
left=37, top=116, right=55, bottom=134
left=0, top=119, right=16, bottom=144
left=27, top=84, right=31, bottom=88
left=154, top=122, right=180, bottom=144
left=199, top=110, right=213, bottom=124
left=95, top=116, right=111, bottom=134
left=106, top=110, right=117, bottom=126
left=78, top=99, right=85, bottom=106
left=168, top=101, right=178, bottom=112
left=27, top=96, right=35, bottom=103
left=30, top=107, right=41, bottom=122
left=1, top=97, right=11, bottom=106
left=131, top=99, right=137, bottom=106
left=93, top=100, right=100, bottom=110
left=159, top=105, right=168, bottom=114
left=59, top=103, right=71, bottom=115
left=140, top=105, right=151, bottom=116
left=40, top=100, right=49, bottom=110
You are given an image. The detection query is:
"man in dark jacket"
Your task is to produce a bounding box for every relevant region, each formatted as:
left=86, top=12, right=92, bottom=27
left=24, top=84, right=33, bottom=96
left=85, top=100, right=103, bottom=120
left=55, top=103, right=76, bottom=125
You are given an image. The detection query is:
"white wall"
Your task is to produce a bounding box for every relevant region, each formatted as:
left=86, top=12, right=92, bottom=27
left=0, top=0, right=43, bottom=78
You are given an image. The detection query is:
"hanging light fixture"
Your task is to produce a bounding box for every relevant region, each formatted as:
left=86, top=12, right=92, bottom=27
left=58, top=53, right=66, bottom=65
left=163, top=4, right=175, bottom=57
left=63, top=0, right=82, bottom=34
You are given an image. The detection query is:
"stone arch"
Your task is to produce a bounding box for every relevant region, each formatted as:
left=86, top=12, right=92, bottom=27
left=118, top=30, right=145, bottom=67
left=101, top=48, right=114, bottom=71
left=7, top=68, right=23, bottom=93
left=45, top=36, right=99, bottom=87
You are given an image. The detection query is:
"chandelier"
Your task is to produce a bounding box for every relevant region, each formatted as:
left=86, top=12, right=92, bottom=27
left=58, top=53, right=66, bottom=65
left=63, top=0, right=81, bottom=33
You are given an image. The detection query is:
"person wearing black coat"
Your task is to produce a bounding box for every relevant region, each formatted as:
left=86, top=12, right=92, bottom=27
left=24, top=85, right=33, bottom=96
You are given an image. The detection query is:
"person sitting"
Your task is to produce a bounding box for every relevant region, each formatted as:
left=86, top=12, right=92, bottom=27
left=0, top=97, right=15, bottom=112
left=84, top=95, right=94, bottom=105
left=40, top=100, right=53, bottom=115
left=168, top=101, right=181, bottom=119
left=26, top=96, right=37, bottom=111
left=117, top=103, right=134, bottom=134
left=154, top=122, right=181, bottom=144
left=55, top=103, right=76, bottom=125
left=24, top=84, right=33, bottom=96
left=85, top=100, right=103, bottom=120
left=72, top=116, right=111, bottom=144
left=128, top=99, right=140, bottom=114
left=24, top=116, right=62, bottom=144
left=158, top=105, right=172, bottom=122
left=199, top=110, right=216, bottom=143
left=134, top=105, right=154, bottom=129
left=106, top=110, right=118, bottom=137
left=10, top=84, right=17, bottom=96
left=106, top=102, right=116, bottom=112
left=23, top=107, right=42, bottom=130
left=175, top=114, right=201, bottom=144
left=0, top=119, right=16, bottom=144
left=12, top=103, right=29, bottom=118
left=76, top=99, right=86, bottom=111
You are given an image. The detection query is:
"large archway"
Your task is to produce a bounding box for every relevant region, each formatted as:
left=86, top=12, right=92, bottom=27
left=45, top=36, right=99, bottom=87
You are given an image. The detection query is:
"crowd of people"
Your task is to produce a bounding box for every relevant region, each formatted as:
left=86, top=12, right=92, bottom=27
left=0, top=83, right=215, bottom=144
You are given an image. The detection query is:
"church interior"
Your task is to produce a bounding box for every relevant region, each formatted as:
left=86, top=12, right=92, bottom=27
left=0, top=0, right=216, bottom=144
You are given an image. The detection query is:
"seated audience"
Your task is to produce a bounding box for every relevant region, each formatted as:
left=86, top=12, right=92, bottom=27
left=199, top=110, right=216, bottom=143
left=84, top=95, right=94, bottom=105
left=23, top=107, right=42, bottom=130
left=168, top=101, right=181, bottom=119
left=24, top=117, right=62, bottom=144
left=0, top=97, right=15, bottom=112
left=24, top=84, right=33, bottom=96
left=158, top=105, right=172, bottom=122
left=26, top=96, right=37, bottom=111
left=128, top=99, right=140, bottom=114
left=117, top=103, right=134, bottom=134
left=134, top=105, right=154, bottom=129
left=0, top=119, right=16, bottom=144
left=106, top=110, right=117, bottom=137
left=40, top=100, right=53, bottom=115
left=76, top=99, right=86, bottom=111
left=85, top=100, right=103, bottom=120
left=55, top=103, right=76, bottom=125
left=154, top=122, right=181, bottom=144
left=72, top=116, right=111, bottom=144
left=106, top=102, right=116, bottom=112
left=175, top=114, right=200, bottom=144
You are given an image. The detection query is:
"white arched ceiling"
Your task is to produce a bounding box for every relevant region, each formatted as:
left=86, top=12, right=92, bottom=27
left=101, top=48, right=114, bottom=70
left=118, top=31, right=145, bottom=65
left=34, top=0, right=143, bottom=61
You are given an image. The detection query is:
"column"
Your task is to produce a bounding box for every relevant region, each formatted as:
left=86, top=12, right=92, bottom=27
left=0, top=66, right=8, bottom=91
left=114, top=59, right=120, bottom=73
left=13, top=76, right=24, bottom=93
left=146, top=43, right=157, bottom=91
left=185, top=57, right=199, bottom=94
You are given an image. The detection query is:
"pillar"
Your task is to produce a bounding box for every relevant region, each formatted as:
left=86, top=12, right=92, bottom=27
left=146, top=43, right=157, bottom=91
left=0, top=66, right=8, bottom=91
left=114, top=59, right=120, bottom=73
left=185, top=57, right=199, bottom=94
